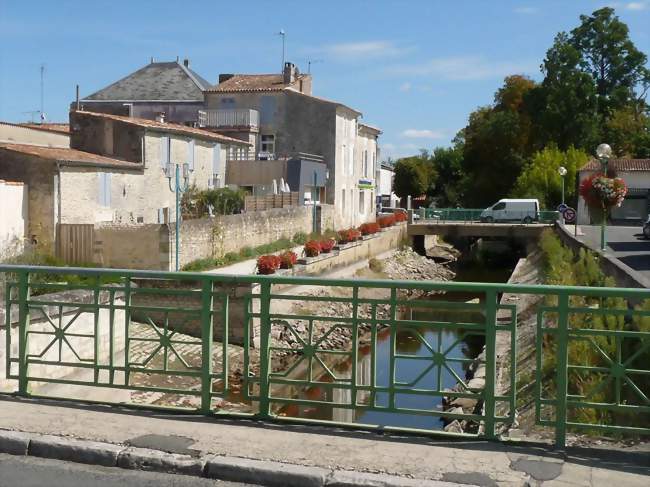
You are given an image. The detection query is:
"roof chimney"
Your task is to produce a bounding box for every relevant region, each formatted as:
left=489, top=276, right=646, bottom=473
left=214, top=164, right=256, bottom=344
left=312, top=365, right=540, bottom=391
left=155, top=112, right=166, bottom=124
left=283, top=62, right=297, bottom=84
left=219, top=74, right=235, bottom=84
left=183, top=58, right=189, bottom=67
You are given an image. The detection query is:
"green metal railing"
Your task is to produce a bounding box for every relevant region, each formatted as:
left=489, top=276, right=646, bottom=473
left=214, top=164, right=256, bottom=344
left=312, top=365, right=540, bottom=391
left=1, top=264, right=649, bottom=448
left=421, top=208, right=560, bottom=224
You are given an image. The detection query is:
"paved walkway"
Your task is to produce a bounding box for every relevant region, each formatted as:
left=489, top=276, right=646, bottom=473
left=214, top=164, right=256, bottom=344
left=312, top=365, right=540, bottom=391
left=0, top=395, right=648, bottom=486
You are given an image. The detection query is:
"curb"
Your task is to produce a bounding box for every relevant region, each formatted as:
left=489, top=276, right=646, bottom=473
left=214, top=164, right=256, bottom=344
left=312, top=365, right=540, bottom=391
left=0, top=429, right=464, bottom=486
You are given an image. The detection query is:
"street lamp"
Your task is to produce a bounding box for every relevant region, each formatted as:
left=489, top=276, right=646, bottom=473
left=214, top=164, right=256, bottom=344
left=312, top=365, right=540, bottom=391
left=596, top=143, right=612, bottom=251
left=166, top=162, right=192, bottom=271
left=558, top=166, right=567, bottom=205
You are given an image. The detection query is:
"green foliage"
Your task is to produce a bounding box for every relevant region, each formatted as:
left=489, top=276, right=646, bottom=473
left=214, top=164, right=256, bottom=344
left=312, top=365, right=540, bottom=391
left=512, top=146, right=589, bottom=208
left=181, top=185, right=246, bottom=219
left=430, top=146, right=464, bottom=207
left=368, top=258, right=384, bottom=273
left=239, top=246, right=254, bottom=258
left=181, top=238, right=295, bottom=272
left=393, top=155, right=431, bottom=201
left=292, top=232, right=308, bottom=245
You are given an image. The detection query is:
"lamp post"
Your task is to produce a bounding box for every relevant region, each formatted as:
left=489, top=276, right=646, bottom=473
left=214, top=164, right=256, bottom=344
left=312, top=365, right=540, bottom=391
left=596, top=143, right=612, bottom=251
left=558, top=166, right=567, bottom=205
left=167, top=162, right=191, bottom=271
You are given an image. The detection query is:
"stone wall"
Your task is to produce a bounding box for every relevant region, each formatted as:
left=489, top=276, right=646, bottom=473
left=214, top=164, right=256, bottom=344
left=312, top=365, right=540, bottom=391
left=170, top=206, right=318, bottom=269
left=93, top=223, right=169, bottom=270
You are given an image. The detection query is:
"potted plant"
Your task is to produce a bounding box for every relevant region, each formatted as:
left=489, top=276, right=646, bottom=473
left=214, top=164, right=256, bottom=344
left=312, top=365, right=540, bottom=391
left=580, top=172, right=627, bottom=220
left=257, top=254, right=281, bottom=275
left=378, top=214, right=396, bottom=228
left=279, top=251, right=298, bottom=269
left=320, top=238, right=335, bottom=253
left=304, top=240, right=321, bottom=257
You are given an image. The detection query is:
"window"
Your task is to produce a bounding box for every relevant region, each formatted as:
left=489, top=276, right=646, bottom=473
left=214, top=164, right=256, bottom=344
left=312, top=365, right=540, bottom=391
left=187, top=139, right=195, bottom=171
left=98, top=173, right=111, bottom=207
left=493, top=202, right=506, bottom=210
left=160, top=136, right=170, bottom=168
left=260, top=134, right=275, bottom=154
left=348, top=146, right=354, bottom=176
left=359, top=191, right=365, bottom=215
left=363, top=150, right=368, bottom=178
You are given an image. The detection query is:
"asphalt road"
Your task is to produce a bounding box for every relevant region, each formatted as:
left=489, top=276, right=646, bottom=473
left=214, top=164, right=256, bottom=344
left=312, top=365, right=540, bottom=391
left=578, top=224, right=650, bottom=280
left=0, top=453, right=257, bottom=487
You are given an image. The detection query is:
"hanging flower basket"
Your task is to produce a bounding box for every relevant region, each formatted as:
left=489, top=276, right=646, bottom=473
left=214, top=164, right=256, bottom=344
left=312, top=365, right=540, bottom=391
left=579, top=173, right=627, bottom=210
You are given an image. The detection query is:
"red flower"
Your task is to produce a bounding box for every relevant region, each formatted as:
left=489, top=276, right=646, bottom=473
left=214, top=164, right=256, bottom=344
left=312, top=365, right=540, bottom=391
left=359, top=222, right=380, bottom=235
left=279, top=251, right=298, bottom=269
left=257, top=255, right=281, bottom=275
left=377, top=214, right=396, bottom=228
left=320, top=239, right=335, bottom=253
left=304, top=240, right=321, bottom=257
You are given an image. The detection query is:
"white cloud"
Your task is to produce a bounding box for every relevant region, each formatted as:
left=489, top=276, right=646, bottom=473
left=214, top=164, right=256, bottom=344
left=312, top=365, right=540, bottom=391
left=307, top=40, right=414, bottom=61
left=385, top=56, right=536, bottom=81
left=401, top=129, right=445, bottom=140
left=625, top=2, right=648, bottom=10
left=399, top=82, right=412, bottom=92
left=514, top=6, right=539, bottom=14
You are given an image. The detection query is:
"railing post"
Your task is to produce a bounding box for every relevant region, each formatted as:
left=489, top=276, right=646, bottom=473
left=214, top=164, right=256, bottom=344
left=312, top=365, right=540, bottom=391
left=17, top=270, right=30, bottom=396
left=555, top=293, right=570, bottom=449
left=484, top=289, right=498, bottom=439
left=200, top=279, right=214, bottom=414
left=258, top=280, right=272, bottom=418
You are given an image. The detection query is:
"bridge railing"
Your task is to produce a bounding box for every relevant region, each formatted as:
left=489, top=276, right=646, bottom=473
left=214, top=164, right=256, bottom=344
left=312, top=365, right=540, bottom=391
left=1, top=264, right=649, bottom=448
left=420, top=208, right=560, bottom=224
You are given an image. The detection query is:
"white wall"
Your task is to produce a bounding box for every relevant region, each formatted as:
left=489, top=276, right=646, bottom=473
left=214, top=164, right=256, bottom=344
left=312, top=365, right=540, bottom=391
left=0, top=180, right=27, bottom=258
left=59, top=133, right=223, bottom=225
left=0, top=122, right=69, bottom=148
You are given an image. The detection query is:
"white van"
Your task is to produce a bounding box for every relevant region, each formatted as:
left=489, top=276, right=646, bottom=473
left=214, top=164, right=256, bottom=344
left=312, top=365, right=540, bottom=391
left=480, top=198, right=540, bottom=223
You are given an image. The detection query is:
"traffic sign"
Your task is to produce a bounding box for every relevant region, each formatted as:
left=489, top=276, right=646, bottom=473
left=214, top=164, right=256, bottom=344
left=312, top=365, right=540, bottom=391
left=563, top=207, right=576, bottom=223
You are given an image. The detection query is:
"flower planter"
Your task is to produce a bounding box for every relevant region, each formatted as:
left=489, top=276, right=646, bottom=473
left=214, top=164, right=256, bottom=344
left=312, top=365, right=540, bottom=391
left=297, top=249, right=339, bottom=265
left=334, top=241, right=362, bottom=251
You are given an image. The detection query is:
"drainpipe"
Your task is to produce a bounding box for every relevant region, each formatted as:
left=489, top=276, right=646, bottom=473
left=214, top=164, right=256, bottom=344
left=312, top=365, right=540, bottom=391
left=55, top=162, right=62, bottom=252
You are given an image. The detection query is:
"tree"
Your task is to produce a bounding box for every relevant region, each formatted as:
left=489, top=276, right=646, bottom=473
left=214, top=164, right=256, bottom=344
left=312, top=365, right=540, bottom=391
left=511, top=146, right=589, bottom=209
left=429, top=146, right=464, bottom=207
left=571, top=7, right=650, bottom=118
left=393, top=157, right=429, bottom=202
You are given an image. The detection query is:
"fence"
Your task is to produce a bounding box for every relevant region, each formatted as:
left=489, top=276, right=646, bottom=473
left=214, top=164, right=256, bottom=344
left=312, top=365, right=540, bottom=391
left=244, top=192, right=300, bottom=212
left=56, top=224, right=94, bottom=264
left=422, top=208, right=560, bottom=224
left=1, top=264, right=649, bottom=448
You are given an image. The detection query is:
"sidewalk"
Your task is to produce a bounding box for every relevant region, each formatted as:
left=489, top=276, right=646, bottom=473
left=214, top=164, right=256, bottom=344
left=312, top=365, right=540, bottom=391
left=0, top=395, right=648, bottom=486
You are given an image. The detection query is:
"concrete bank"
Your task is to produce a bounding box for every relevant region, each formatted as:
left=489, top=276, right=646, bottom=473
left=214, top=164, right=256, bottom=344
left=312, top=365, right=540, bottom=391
left=1, top=396, right=648, bottom=486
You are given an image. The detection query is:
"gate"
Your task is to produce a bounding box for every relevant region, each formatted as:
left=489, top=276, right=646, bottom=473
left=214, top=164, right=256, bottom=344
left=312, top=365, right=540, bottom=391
left=56, top=224, right=95, bottom=264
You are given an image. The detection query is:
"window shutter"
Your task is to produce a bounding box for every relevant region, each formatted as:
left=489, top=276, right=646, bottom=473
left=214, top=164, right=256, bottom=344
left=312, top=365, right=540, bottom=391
left=161, top=136, right=169, bottom=168
left=188, top=139, right=195, bottom=171
left=213, top=143, right=221, bottom=174
left=104, top=173, right=111, bottom=206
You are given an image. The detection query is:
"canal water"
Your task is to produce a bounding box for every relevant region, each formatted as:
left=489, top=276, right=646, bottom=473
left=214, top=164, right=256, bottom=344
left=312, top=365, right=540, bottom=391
left=278, top=242, right=521, bottom=430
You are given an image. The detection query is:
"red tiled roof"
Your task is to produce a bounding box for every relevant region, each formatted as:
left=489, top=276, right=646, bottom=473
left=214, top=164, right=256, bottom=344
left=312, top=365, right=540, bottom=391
left=19, top=123, right=70, bottom=134
left=581, top=158, right=650, bottom=172
left=206, top=74, right=307, bottom=93
left=73, top=111, right=251, bottom=145
left=0, top=143, right=141, bottom=170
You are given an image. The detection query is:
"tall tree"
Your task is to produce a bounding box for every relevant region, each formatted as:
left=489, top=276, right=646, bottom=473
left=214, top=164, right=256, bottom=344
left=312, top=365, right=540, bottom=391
left=430, top=145, right=464, bottom=207
left=392, top=156, right=430, bottom=202
left=571, top=7, right=650, bottom=118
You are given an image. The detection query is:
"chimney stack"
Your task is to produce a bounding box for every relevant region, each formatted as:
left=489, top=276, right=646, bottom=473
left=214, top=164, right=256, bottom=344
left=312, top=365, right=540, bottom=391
left=283, top=62, right=297, bottom=84
left=183, top=58, right=189, bottom=67
left=155, top=112, right=166, bottom=124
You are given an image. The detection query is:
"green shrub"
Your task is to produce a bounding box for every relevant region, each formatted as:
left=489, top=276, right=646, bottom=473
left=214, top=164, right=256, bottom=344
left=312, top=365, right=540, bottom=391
left=223, top=252, right=239, bottom=264
left=181, top=258, right=216, bottom=272
left=368, top=258, right=384, bottom=273
left=292, top=232, right=308, bottom=245
left=239, top=246, right=254, bottom=258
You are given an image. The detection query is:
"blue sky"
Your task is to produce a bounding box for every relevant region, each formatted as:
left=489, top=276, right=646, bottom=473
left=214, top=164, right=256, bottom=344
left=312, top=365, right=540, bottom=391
left=1, top=0, right=649, bottom=161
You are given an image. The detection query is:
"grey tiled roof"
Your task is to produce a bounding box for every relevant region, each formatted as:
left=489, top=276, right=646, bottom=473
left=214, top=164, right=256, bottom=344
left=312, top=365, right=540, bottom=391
left=82, top=61, right=211, bottom=102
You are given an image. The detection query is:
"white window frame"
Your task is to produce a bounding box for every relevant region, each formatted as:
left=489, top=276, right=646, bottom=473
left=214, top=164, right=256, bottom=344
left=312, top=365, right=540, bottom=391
left=260, top=134, right=275, bottom=154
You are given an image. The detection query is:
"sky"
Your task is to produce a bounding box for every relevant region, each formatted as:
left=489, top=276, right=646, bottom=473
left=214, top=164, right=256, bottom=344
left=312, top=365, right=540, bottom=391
left=1, top=0, right=649, bottom=161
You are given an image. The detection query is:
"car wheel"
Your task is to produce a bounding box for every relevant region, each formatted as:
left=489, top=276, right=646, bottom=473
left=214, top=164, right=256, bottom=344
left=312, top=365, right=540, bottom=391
left=523, top=216, right=533, bottom=224
left=644, top=226, right=650, bottom=239
left=484, top=216, right=494, bottom=223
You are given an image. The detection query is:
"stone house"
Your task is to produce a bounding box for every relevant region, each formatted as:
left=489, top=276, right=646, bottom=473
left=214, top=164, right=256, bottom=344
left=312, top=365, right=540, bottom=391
left=376, top=161, right=399, bottom=209
left=75, top=59, right=211, bottom=126
left=0, top=110, right=250, bottom=254
left=203, top=62, right=382, bottom=228
left=577, top=158, right=650, bottom=224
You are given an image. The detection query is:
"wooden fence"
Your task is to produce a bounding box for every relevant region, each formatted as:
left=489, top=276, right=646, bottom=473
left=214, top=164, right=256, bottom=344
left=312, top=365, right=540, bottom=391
left=56, top=224, right=94, bottom=264
left=244, top=192, right=300, bottom=212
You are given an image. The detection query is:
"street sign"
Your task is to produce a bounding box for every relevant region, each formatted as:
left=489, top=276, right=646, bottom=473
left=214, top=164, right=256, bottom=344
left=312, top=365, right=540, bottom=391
left=563, top=207, right=576, bottom=223
left=557, top=203, right=569, bottom=213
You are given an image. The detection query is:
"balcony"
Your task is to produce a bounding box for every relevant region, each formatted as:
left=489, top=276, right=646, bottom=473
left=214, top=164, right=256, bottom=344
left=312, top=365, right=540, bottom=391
left=198, top=109, right=259, bottom=130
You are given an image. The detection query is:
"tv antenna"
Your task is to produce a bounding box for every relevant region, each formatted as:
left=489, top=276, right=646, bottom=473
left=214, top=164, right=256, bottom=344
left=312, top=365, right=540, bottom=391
left=39, top=64, right=46, bottom=122
left=276, top=29, right=286, bottom=71
left=22, top=110, right=40, bottom=123
left=307, top=59, right=323, bottom=74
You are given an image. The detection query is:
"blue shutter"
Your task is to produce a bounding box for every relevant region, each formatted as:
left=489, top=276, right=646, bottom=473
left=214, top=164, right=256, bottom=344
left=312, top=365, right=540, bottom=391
left=212, top=144, right=221, bottom=174
left=188, top=139, right=195, bottom=170
left=160, top=136, right=169, bottom=168
left=98, top=173, right=111, bottom=206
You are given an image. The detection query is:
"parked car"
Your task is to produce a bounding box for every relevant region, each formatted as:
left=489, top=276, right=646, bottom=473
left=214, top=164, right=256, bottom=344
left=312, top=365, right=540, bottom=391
left=480, top=198, right=540, bottom=223
left=643, top=214, right=650, bottom=239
